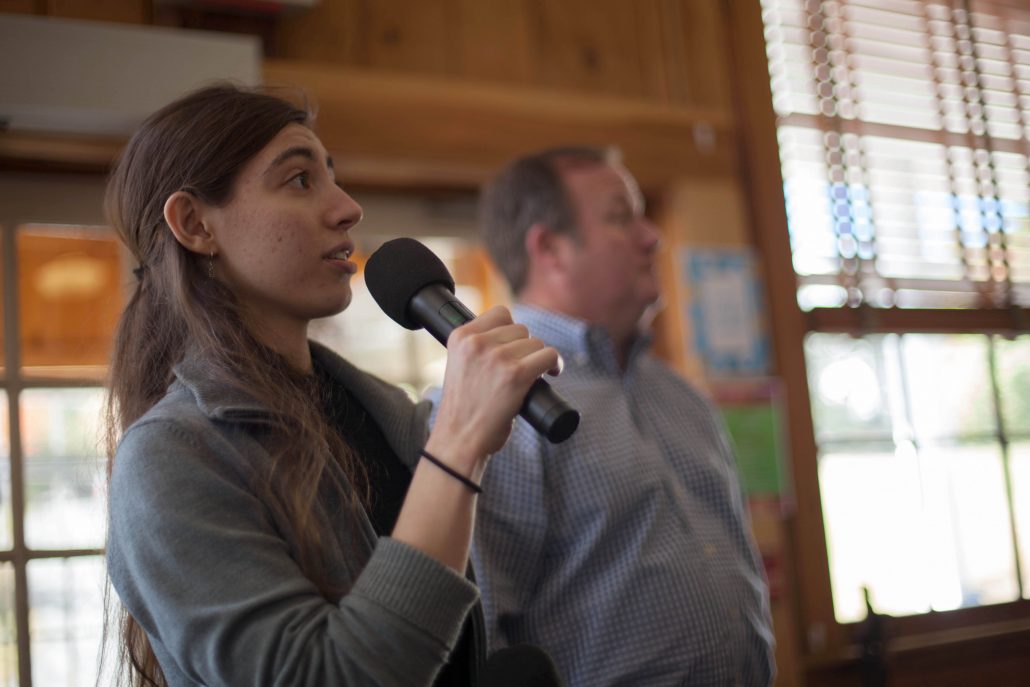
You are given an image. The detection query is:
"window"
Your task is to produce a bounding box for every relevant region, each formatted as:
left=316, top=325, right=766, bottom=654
left=760, top=0, right=1030, bottom=634
left=0, top=218, right=125, bottom=687
left=808, top=332, right=1029, bottom=622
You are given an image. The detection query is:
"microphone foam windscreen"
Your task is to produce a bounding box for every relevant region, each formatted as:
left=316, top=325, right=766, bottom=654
left=364, top=237, right=455, bottom=330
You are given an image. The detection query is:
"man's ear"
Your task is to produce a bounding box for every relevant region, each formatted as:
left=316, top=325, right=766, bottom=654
left=525, top=222, right=566, bottom=270
left=163, top=191, right=215, bottom=256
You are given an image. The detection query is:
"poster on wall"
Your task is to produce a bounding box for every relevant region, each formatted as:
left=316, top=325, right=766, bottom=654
left=720, top=399, right=786, bottom=497
left=681, top=247, right=769, bottom=377
left=715, top=380, right=790, bottom=601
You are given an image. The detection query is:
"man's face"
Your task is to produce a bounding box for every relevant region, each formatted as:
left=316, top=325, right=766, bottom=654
left=555, top=161, right=661, bottom=330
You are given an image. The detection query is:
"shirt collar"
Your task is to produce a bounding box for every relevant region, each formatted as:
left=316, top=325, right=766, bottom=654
left=172, top=341, right=428, bottom=466
left=511, top=304, right=653, bottom=376
left=173, top=350, right=268, bottom=422
left=171, top=341, right=357, bottom=422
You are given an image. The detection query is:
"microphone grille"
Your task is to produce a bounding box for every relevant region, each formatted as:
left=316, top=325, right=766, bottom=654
left=364, top=238, right=455, bottom=330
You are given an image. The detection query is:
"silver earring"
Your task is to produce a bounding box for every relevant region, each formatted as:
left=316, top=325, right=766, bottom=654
left=208, top=250, right=215, bottom=279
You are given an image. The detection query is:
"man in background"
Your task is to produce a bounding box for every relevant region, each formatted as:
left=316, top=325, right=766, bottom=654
left=472, top=146, right=775, bottom=686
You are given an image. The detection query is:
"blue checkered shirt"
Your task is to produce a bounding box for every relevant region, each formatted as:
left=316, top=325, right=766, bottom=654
left=464, top=305, right=775, bottom=687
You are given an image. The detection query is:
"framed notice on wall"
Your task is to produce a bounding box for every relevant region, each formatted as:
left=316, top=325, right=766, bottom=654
left=681, top=247, right=769, bottom=377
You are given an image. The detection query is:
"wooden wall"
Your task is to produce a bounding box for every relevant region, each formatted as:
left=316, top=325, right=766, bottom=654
left=274, top=0, right=732, bottom=112
left=0, top=0, right=734, bottom=109
left=267, top=0, right=748, bottom=392
left=0, top=0, right=805, bottom=683
left=0, top=0, right=146, bottom=23
left=18, top=2, right=1030, bottom=686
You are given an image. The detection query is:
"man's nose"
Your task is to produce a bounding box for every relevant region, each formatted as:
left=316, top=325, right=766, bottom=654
left=637, top=217, right=660, bottom=252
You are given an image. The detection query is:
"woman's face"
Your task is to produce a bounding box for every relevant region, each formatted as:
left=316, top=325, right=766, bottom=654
left=204, top=123, right=363, bottom=339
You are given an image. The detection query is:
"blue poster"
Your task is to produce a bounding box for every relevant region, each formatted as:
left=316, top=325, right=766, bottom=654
left=682, top=248, right=769, bottom=376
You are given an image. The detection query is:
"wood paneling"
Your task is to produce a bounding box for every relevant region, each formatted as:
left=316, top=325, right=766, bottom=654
left=353, top=0, right=451, bottom=74
left=0, top=131, right=123, bottom=174
left=43, top=0, right=146, bottom=24
left=806, top=619, right=1030, bottom=687
left=277, top=0, right=536, bottom=81
left=275, top=0, right=734, bottom=110
left=276, top=0, right=455, bottom=74
left=806, top=306, right=1027, bottom=334
left=273, top=0, right=361, bottom=63
left=664, top=178, right=751, bottom=247
left=450, top=0, right=533, bottom=84
left=723, top=0, right=818, bottom=683
left=650, top=178, right=757, bottom=385
left=528, top=0, right=650, bottom=99
left=0, top=0, right=37, bottom=14
left=650, top=182, right=703, bottom=384
left=673, top=0, right=733, bottom=112
left=633, top=1, right=672, bottom=103
left=648, top=177, right=770, bottom=385
left=0, top=0, right=148, bottom=25
left=0, top=60, right=735, bottom=190
left=263, top=59, right=735, bottom=191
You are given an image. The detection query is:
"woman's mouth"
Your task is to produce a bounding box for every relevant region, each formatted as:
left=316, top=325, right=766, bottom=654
left=325, top=246, right=357, bottom=273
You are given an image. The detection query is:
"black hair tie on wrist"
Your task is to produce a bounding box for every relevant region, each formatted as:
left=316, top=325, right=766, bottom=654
left=419, top=448, right=482, bottom=494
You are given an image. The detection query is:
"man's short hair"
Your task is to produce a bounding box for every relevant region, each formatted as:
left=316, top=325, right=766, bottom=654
left=480, top=146, right=620, bottom=294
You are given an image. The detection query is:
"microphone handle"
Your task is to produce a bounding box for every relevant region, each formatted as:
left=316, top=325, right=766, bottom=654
left=409, top=286, right=580, bottom=444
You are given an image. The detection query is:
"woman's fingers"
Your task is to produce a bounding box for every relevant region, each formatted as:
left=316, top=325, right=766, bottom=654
left=547, top=353, right=564, bottom=377
left=455, top=304, right=513, bottom=334
left=432, top=305, right=562, bottom=460
left=451, top=325, right=558, bottom=383
left=452, top=308, right=561, bottom=377
left=516, top=345, right=563, bottom=381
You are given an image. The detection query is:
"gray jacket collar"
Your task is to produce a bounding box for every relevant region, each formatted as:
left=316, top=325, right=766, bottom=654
left=172, top=341, right=431, bottom=470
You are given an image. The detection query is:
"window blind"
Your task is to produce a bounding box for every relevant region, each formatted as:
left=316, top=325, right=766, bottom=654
left=761, top=0, right=1030, bottom=311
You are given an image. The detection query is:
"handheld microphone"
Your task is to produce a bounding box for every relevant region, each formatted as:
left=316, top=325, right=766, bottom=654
left=364, top=237, right=580, bottom=444
left=479, top=645, right=565, bottom=687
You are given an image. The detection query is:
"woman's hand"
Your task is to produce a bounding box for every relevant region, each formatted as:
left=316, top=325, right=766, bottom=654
left=393, top=306, right=558, bottom=572
left=428, top=306, right=560, bottom=476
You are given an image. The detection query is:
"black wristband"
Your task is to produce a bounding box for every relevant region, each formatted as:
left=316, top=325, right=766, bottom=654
left=419, top=448, right=483, bottom=494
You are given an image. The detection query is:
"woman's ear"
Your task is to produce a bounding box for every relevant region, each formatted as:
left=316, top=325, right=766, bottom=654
left=163, top=191, right=215, bottom=255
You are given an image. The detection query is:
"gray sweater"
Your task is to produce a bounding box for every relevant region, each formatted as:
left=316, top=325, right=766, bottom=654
left=107, top=343, right=480, bottom=686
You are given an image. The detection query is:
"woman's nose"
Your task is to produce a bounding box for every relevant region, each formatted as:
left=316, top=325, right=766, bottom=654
left=331, top=187, right=363, bottom=231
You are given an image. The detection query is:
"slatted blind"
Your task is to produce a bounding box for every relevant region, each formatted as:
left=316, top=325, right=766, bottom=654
left=761, top=0, right=1030, bottom=311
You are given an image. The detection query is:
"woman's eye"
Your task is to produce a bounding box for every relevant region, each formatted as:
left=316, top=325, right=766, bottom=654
left=289, top=171, right=311, bottom=189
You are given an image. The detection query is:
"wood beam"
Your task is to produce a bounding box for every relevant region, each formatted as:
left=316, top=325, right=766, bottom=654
left=0, top=131, right=123, bottom=173
left=263, top=59, right=737, bottom=190
left=2, top=60, right=739, bottom=192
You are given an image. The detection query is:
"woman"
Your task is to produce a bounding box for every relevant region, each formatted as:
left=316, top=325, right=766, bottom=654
left=103, top=84, right=559, bottom=686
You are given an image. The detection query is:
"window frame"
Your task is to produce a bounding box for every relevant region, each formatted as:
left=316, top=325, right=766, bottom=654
left=0, top=172, right=114, bottom=687
left=726, top=0, right=1030, bottom=671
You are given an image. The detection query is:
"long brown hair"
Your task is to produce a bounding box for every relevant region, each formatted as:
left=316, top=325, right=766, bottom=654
left=101, top=84, right=364, bottom=687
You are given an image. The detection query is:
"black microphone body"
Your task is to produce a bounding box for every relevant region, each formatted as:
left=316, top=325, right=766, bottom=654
left=365, top=238, right=580, bottom=444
